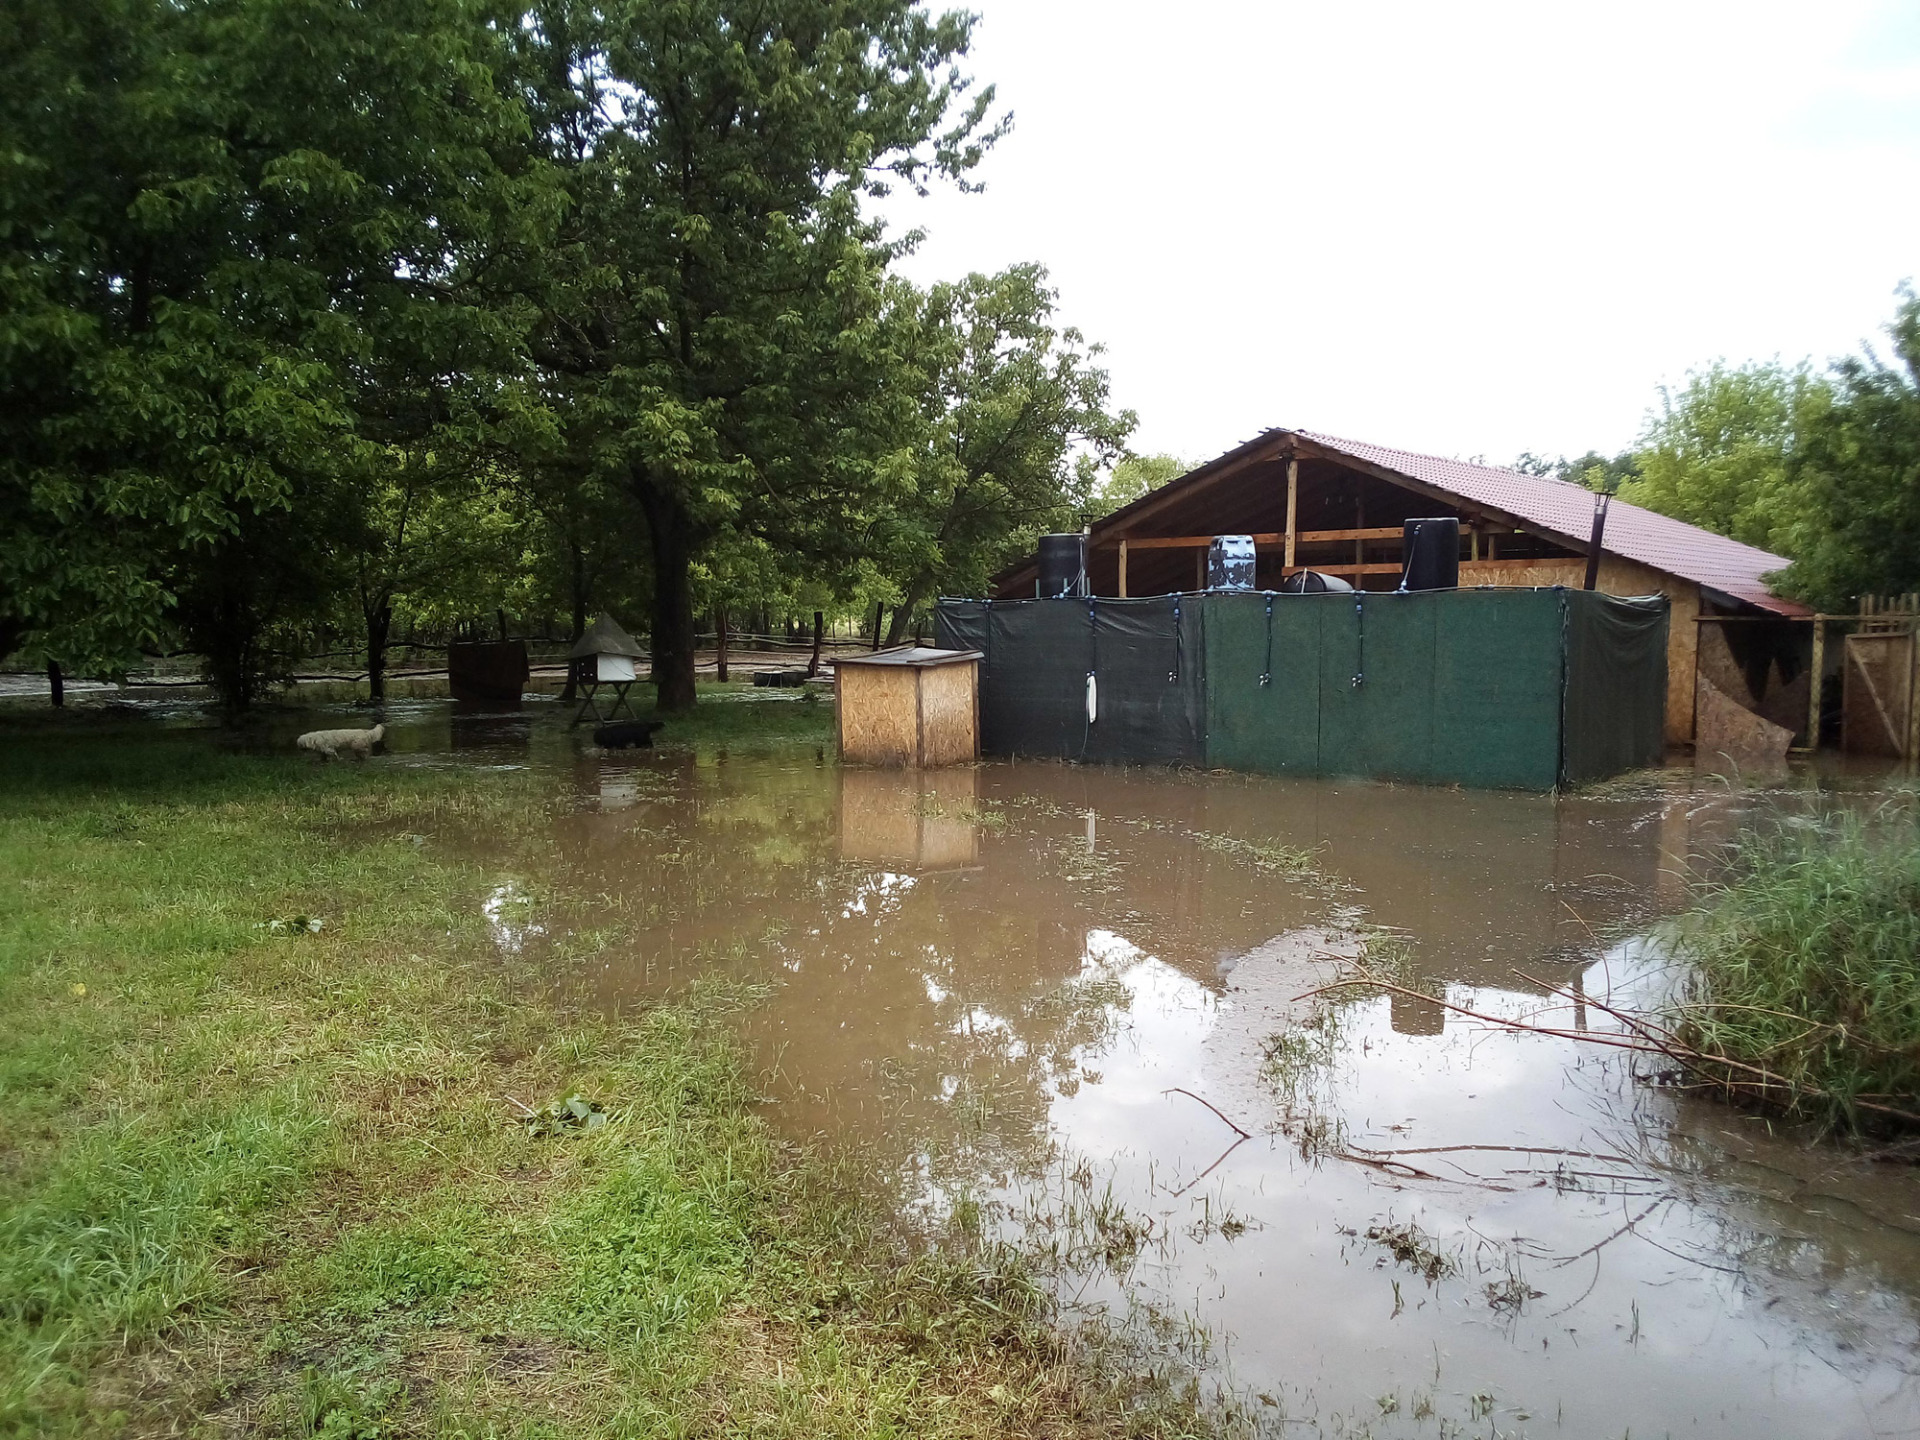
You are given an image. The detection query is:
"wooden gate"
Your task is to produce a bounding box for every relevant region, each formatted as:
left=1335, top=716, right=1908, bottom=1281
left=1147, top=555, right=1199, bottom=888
left=1842, top=595, right=1918, bottom=759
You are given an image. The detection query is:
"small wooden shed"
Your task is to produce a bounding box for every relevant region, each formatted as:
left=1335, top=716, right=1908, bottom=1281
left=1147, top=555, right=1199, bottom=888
left=832, top=646, right=982, bottom=767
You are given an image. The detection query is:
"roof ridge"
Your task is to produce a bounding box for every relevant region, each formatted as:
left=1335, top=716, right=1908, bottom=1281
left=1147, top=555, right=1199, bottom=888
left=1299, top=429, right=1585, bottom=486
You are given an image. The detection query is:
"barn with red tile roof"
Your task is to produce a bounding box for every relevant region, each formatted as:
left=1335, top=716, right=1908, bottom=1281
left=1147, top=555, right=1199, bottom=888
left=992, top=428, right=1811, bottom=746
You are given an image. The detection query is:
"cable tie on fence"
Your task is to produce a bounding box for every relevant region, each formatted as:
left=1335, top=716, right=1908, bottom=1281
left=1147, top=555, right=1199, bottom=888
left=1351, top=595, right=1366, bottom=688
left=1260, top=595, right=1273, bottom=687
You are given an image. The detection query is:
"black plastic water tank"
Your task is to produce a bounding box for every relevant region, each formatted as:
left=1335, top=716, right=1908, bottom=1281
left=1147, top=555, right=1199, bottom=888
left=1036, top=534, right=1088, bottom=597
left=1278, top=569, right=1355, bottom=594
left=1399, top=518, right=1460, bottom=591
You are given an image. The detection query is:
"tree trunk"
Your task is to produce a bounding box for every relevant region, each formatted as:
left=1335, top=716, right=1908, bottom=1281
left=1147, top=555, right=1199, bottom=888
left=871, top=600, right=884, bottom=650
left=366, top=602, right=391, bottom=705
left=47, top=658, right=64, bottom=708
left=635, top=480, right=698, bottom=712
left=887, top=573, right=936, bottom=647
left=714, top=605, right=729, bottom=683
left=562, top=546, right=589, bottom=704
left=807, top=610, right=824, bottom=677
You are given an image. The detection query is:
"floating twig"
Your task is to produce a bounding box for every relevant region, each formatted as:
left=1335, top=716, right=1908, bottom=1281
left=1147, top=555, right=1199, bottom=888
left=1162, top=1087, right=1250, bottom=1139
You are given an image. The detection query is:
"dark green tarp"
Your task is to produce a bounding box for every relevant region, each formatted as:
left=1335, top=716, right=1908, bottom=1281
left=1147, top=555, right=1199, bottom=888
left=935, top=596, right=1206, bottom=765
left=937, top=588, right=1668, bottom=789
left=1204, top=590, right=1568, bottom=788
left=1561, top=592, right=1668, bottom=784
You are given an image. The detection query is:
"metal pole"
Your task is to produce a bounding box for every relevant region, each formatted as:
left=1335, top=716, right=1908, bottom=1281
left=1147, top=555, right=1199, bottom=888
left=1582, top=492, right=1609, bottom=591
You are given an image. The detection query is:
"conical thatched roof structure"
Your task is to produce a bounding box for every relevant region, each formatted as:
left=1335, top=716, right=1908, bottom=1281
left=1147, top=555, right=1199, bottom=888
left=568, top=613, right=645, bottom=660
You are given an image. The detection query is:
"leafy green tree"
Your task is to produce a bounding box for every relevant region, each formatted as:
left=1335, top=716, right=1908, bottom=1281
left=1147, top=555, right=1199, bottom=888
left=343, top=453, right=533, bottom=702
left=514, top=0, right=1000, bottom=710
left=1619, top=360, right=1831, bottom=550
left=1, top=0, right=342, bottom=680
left=875, top=265, right=1133, bottom=639
left=1086, top=453, right=1188, bottom=518
left=1777, top=288, right=1920, bottom=610
left=1, top=0, right=544, bottom=706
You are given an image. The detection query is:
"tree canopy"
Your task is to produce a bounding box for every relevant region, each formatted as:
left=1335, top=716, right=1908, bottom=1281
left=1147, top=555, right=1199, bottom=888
left=1619, top=360, right=1831, bottom=552
left=1522, top=289, right=1919, bottom=612
left=1777, top=288, right=1920, bottom=610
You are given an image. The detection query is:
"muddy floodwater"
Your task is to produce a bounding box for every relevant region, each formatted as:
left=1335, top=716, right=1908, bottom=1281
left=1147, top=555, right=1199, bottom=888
left=374, top=701, right=1919, bottom=1438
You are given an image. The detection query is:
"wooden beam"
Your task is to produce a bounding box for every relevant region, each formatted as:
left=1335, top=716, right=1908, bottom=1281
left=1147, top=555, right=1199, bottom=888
left=1459, top=558, right=1569, bottom=574
left=1117, top=539, right=1128, bottom=599
left=1123, top=534, right=1232, bottom=550
left=1284, top=459, right=1298, bottom=568
left=1114, top=527, right=1401, bottom=550
left=1285, top=562, right=1404, bottom=576
left=1298, top=527, right=1403, bottom=543
left=1098, top=434, right=1288, bottom=535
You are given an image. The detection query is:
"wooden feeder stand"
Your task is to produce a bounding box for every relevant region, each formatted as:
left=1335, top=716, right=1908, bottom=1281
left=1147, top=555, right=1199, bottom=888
left=569, top=613, right=646, bottom=724
left=831, top=646, right=983, bottom=767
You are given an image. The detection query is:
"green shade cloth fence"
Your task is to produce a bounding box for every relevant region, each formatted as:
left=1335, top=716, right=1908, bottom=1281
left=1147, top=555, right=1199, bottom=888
left=935, top=588, right=1667, bottom=790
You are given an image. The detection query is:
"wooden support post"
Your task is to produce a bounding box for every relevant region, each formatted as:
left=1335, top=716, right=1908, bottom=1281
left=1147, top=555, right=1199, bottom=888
left=1805, top=615, right=1825, bottom=751
left=1908, top=616, right=1920, bottom=771
left=1284, top=459, right=1298, bottom=569
left=1195, top=548, right=1205, bottom=592
left=1117, top=539, right=1129, bottom=598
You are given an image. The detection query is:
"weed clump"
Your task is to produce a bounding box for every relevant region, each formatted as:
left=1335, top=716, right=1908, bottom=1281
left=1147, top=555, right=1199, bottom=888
left=1667, top=811, right=1920, bottom=1133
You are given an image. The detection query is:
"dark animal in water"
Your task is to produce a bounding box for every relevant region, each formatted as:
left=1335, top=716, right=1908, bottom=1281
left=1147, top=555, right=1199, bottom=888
left=594, top=720, right=665, bottom=749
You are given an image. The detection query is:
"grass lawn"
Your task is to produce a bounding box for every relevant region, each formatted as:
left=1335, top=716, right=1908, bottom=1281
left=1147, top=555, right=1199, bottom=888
left=0, top=712, right=1210, bottom=1438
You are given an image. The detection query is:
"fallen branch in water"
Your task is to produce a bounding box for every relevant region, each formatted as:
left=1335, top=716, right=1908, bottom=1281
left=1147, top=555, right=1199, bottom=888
left=1513, top=969, right=1920, bottom=1128
left=1294, top=975, right=1920, bottom=1130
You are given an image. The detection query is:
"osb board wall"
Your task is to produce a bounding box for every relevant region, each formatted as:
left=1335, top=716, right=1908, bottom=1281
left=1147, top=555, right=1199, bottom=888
left=837, top=660, right=979, bottom=766
left=838, top=665, right=920, bottom=765
left=915, top=660, right=979, bottom=766
left=1460, top=555, right=1699, bottom=745
left=1696, top=673, right=1793, bottom=770
left=1696, top=622, right=1810, bottom=739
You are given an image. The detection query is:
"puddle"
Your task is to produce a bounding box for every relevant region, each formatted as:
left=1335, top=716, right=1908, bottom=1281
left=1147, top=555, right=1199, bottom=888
left=460, top=747, right=1920, bottom=1438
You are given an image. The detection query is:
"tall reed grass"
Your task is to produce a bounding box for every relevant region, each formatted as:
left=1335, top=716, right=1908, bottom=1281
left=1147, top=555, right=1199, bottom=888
left=1669, top=807, right=1920, bottom=1133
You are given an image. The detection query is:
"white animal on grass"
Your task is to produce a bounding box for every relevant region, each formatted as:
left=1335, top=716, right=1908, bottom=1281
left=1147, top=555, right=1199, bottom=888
left=296, top=724, right=386, bottom=760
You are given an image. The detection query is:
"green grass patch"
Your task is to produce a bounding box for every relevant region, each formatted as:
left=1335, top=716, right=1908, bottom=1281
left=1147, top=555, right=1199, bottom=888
left=0, top=715, right=1216, bottom=1438
left=1667, top=809, right=1920, bottom=1133
left=643, top=682, right=836, bottom=752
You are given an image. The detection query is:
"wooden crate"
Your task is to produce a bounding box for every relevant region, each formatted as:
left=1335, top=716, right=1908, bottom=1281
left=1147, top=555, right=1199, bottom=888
left=832, top=647, right=982, bottom=767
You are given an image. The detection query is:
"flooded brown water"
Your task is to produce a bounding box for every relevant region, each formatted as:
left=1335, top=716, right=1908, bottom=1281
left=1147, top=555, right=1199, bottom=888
left=363, top=699, right=1920, bottom=1438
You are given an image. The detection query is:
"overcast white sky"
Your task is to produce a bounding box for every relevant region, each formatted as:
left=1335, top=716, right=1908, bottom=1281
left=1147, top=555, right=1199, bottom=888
left=880, top=0, right=1920, bottom=469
